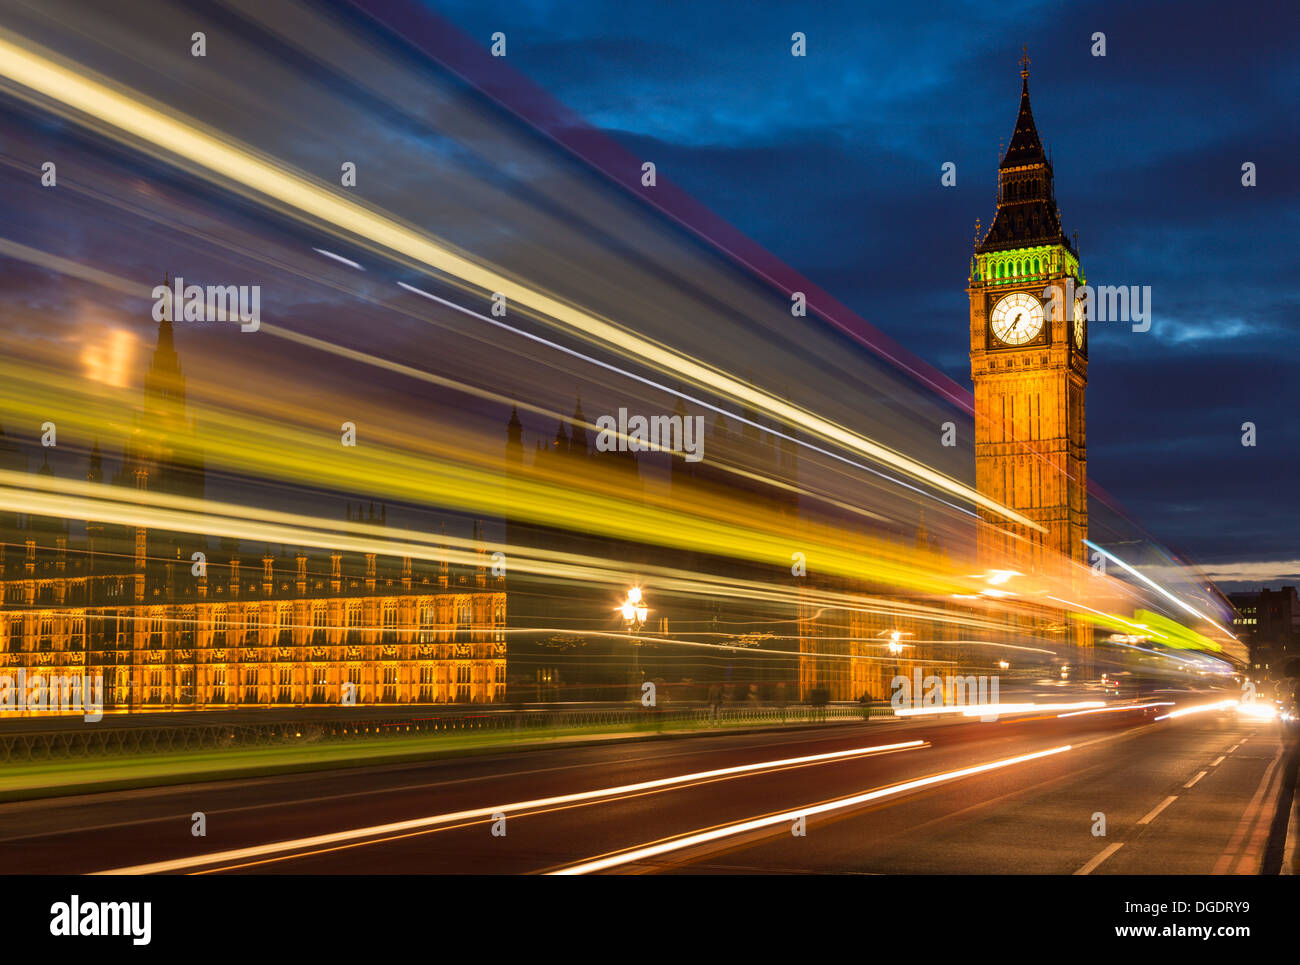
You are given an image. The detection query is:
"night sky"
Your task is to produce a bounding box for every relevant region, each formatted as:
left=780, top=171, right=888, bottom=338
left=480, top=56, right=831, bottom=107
left=427, top=0, right=1299, bottom=587
left=0, top=0, right=1296, bottom=592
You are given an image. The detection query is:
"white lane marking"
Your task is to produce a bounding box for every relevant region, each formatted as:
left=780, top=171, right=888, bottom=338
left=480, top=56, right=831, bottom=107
left=1137, top=795, right=1178, bottom=825
left=1074, top=842, right=1124, bottom=875
left=549, top=744, right=1073, bottom=875
left=1184, top=771, right=1207, bottom=788
left=1228, top=744, right=1240, bottom=753
left=92, top=739, right=926, bottom=875
left=1211, top=756, right=1225, bottom=766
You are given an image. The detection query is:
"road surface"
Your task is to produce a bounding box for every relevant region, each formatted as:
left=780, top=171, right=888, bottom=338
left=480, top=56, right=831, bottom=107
left=0, top=702, right=1290, bottom=875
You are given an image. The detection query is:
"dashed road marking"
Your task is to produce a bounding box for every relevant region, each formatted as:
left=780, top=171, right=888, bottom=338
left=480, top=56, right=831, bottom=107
left=1137, top=795, right=1178, bottom=825
left=1184, top=770, right=1207, bottom=788
left=1074, top=842, right=1124, bottom=875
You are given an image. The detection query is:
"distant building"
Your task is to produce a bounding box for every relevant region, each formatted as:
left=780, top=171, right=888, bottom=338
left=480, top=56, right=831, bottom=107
left=1229, top=586, right=1300, bottom=677
left=0, top=310, right=505, bottom=715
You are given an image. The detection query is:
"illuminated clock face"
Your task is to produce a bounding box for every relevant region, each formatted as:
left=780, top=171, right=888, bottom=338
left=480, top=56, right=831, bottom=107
left=1073, top=297, right=1086, bottom=349
left=990, top=292, right=1044, bottom=346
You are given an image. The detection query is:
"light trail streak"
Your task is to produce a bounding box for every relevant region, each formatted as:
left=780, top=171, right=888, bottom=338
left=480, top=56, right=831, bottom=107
left=0, top=30, right=1041, bottom=531
left=1045, top=595, right=1170, bottom=640
left=311, top=247, right=364, bottom=270
left=396, top=280, right=963, bottom=523
left=548, top=744, right=1073, bottom=874
left=0, top=468, right=1035, bottom=652
left=1236, top=702, right=1277, bottom=720
left=1083, top=540, right=1236, bottom=640
left=92, top=739, right=926, bottom=874
left=0, top=343, right=989, bottom=599
left=1056, top=702, right=1173, bottom=718
left=1153, top=700, right=1238, bottom=721
left=0, top=240, right=893, bottom=534
left=893, top=701, right=1104, bottom=719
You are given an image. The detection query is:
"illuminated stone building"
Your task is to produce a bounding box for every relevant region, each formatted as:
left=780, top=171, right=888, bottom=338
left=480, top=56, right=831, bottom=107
left=0, top=313, right=505, bottom=715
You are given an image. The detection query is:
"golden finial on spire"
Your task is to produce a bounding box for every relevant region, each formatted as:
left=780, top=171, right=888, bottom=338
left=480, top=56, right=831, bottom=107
left=1019, top=44, right=1031, bottom=80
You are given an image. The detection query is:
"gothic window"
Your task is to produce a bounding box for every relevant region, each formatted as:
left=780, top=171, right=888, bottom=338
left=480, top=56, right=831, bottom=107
left=455, top=600, right=472, bottom=643
left=418, top=603, right=437, bottom=644
left=493, top=601, right=506, bottom=643
left=277, top=604, right=293, bottom=647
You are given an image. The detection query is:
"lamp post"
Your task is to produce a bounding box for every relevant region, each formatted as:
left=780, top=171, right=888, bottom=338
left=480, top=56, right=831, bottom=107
left=620, top=587, right=648, bottom=684
left=878, top=629, right=911, bottom=706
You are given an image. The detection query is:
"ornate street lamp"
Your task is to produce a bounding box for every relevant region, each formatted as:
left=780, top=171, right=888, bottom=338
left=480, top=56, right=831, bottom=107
left=620, top=587, right=648, bottom=680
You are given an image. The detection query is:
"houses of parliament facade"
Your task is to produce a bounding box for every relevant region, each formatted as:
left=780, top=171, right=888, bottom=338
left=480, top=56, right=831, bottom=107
left=0, top=311, right=506, bottom=715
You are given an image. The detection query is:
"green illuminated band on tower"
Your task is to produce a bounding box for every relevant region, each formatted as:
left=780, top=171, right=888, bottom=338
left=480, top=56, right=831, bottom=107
left=971, top=245, right=1084, bottom=287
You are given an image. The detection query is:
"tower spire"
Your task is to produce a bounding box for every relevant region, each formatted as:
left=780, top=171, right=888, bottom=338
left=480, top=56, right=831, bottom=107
left=1000, top=52, right=1046, bottom=170
left=143, top=273, right=186, bottom=419
left=976, top=57, right=1069, bottom=255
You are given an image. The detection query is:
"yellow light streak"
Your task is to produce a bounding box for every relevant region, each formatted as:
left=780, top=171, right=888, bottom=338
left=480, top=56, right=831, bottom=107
left=0, top=29, right=1040, bottom=531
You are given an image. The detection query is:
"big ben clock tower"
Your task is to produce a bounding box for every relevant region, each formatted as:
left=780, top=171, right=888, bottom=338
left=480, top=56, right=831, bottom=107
left=969, top=50, right=1090, bottom=656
